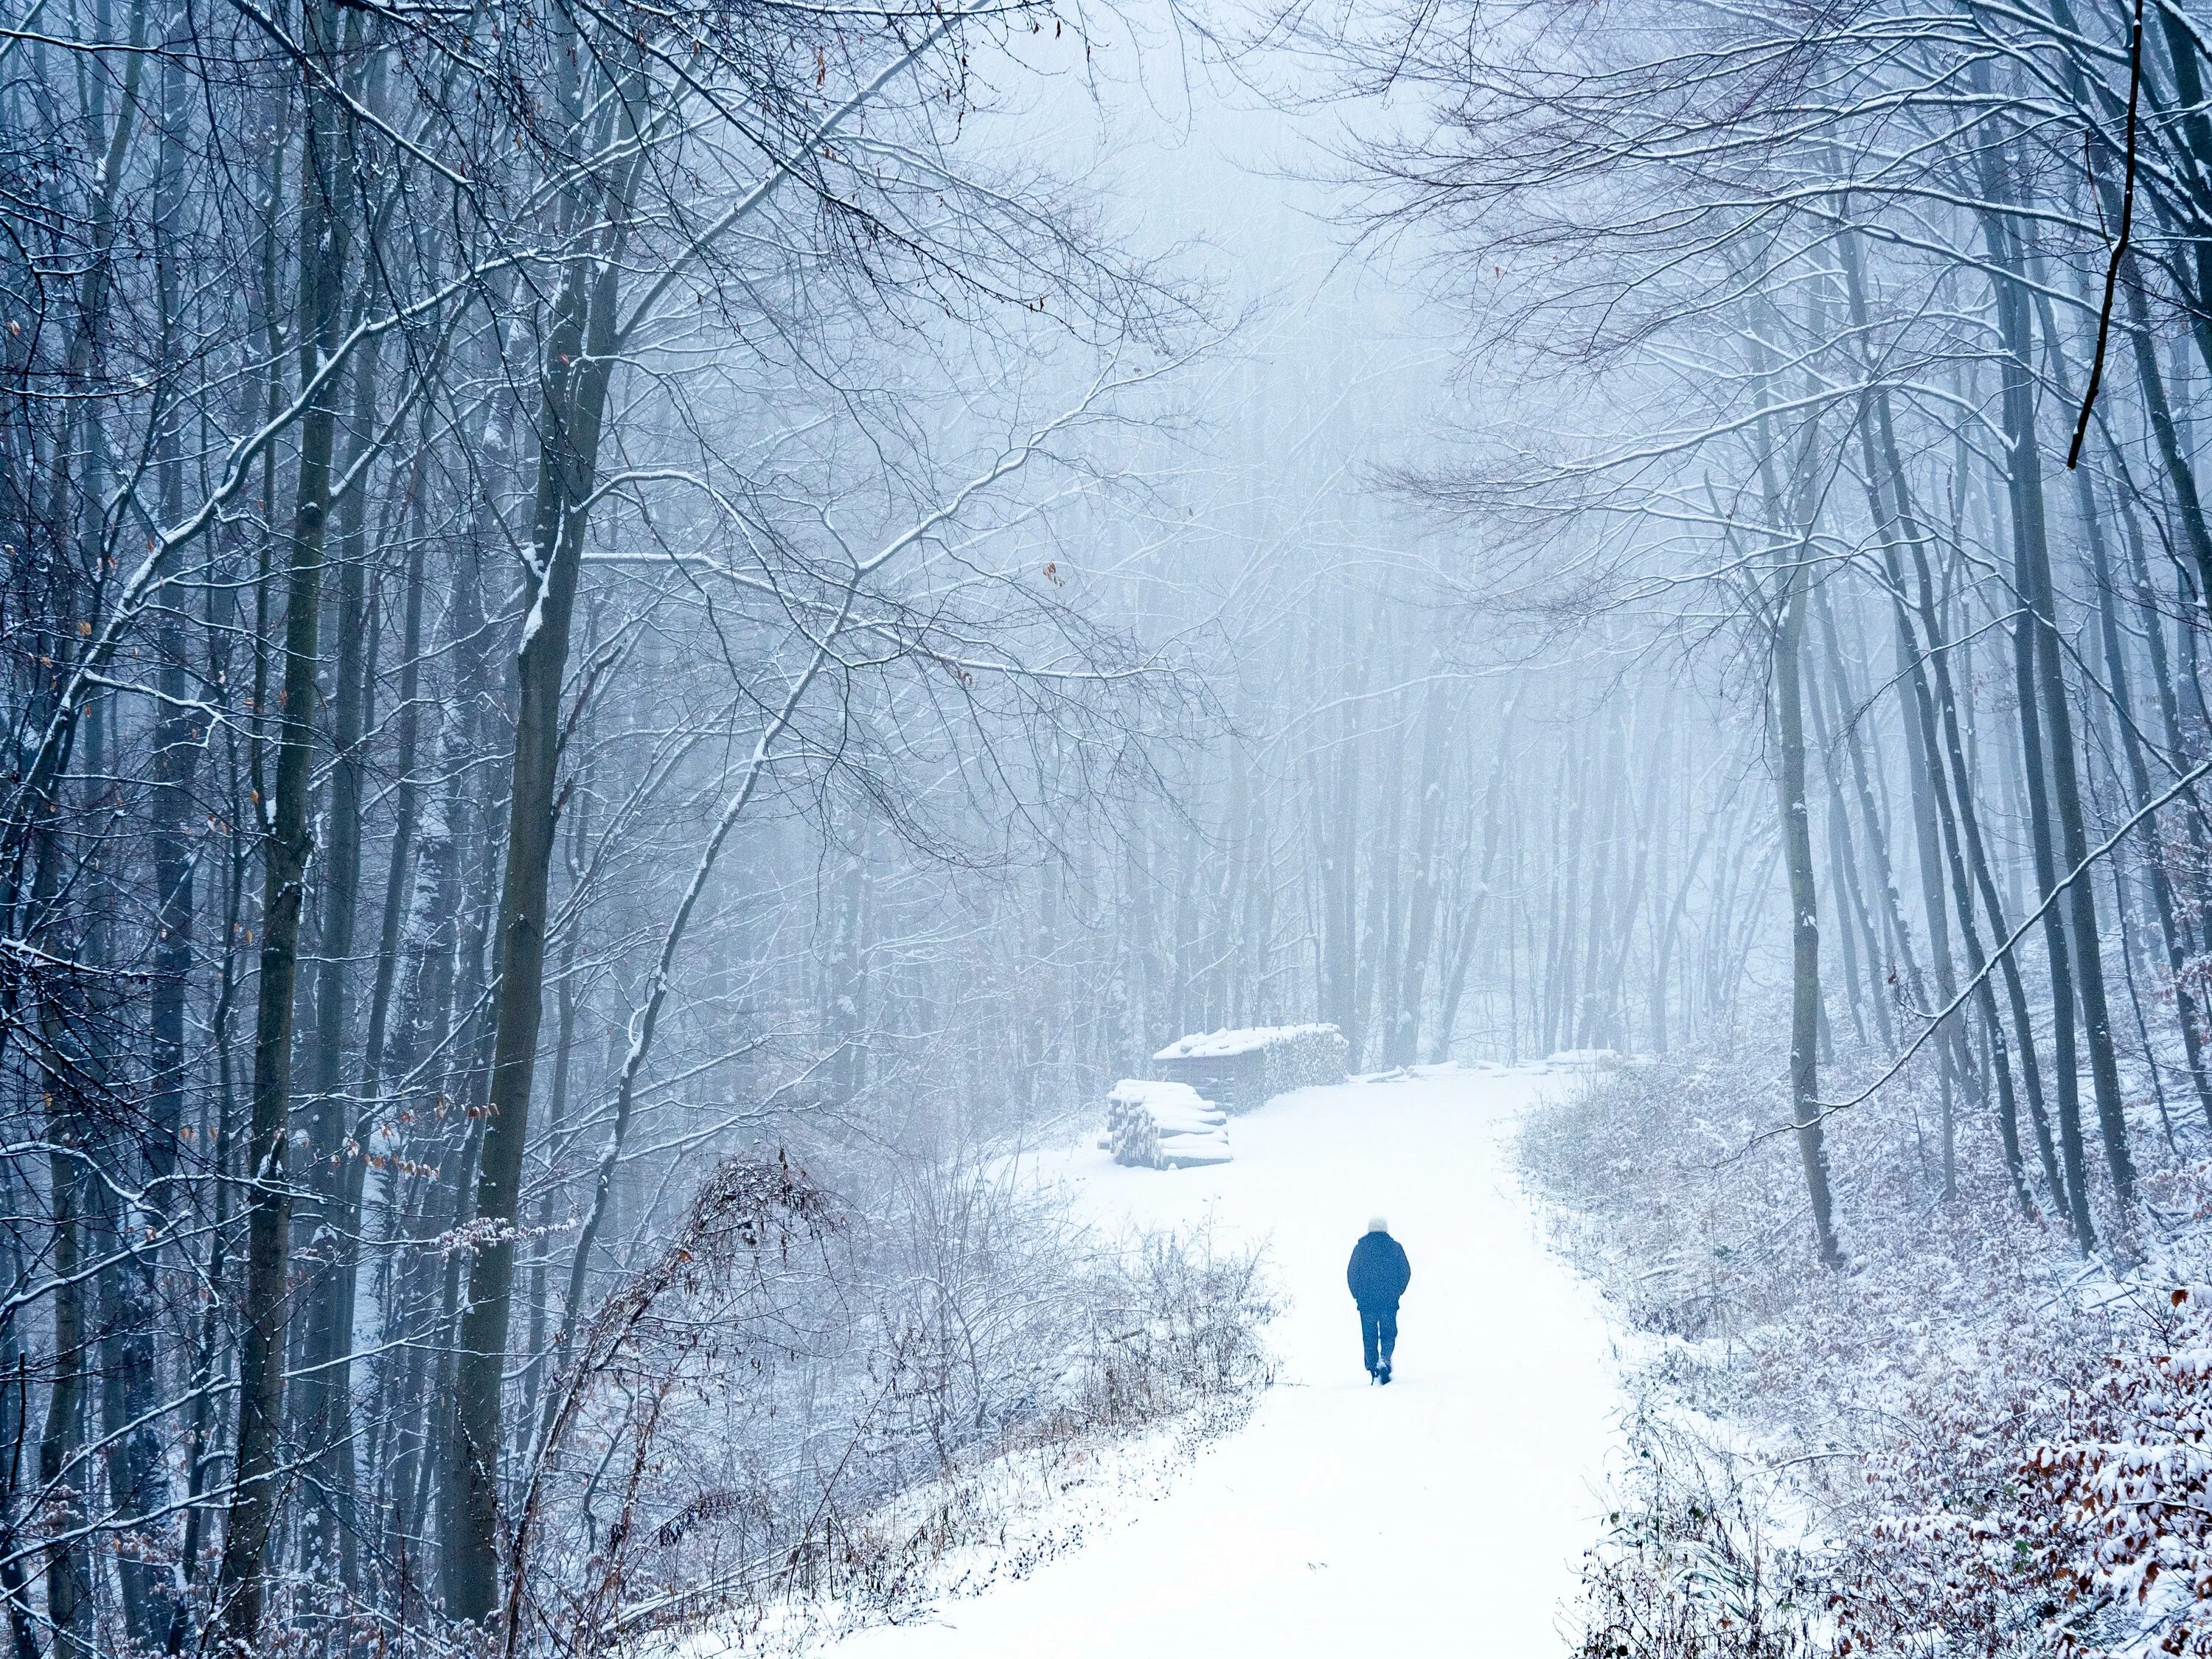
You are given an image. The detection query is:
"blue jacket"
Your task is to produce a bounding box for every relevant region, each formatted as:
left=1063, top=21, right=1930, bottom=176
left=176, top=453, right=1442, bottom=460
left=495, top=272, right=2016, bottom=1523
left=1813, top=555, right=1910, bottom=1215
left=1346, top=1231, right=1411, bottom=1310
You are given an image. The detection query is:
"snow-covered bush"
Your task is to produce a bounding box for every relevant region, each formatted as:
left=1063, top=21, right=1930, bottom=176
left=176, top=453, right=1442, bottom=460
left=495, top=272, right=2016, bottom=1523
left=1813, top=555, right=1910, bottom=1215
left=1520, top=1043, right=2212, bottom=1659
left=1576, top=1408, right=1824, bottom=1658
left=1107, top=1078, right=1233, bottom=1169
left=1065, top=1218, right=1279, bottom=1423
left=518, top=1147, right=1277, bottom=1651
left=2019, top=1286, right=2212, bottom=1655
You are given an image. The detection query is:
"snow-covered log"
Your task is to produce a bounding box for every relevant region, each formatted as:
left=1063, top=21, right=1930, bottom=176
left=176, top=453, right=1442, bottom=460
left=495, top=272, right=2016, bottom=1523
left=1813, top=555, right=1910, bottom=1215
left=1150, top=1024, right=1350, bottom=1115
left=1541, top=1048, right=1624, bottom=1072
left=1106, top=1079, right=1234, bottom=1169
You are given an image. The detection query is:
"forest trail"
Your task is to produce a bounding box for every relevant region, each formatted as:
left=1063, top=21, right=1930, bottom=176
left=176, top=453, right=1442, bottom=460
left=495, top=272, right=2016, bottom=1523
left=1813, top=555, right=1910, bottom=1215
left=820, top=1064, right=1626, bottom=1658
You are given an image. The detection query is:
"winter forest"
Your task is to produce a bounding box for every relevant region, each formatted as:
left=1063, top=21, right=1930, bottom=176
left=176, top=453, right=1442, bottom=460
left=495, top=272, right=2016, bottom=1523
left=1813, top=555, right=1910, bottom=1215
left=7, top=0, right=2212, bottom=1649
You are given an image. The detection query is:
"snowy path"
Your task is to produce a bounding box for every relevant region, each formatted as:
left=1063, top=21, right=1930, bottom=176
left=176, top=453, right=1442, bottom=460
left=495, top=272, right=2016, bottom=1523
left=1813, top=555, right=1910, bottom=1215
left=821, top=1065, right=1626, bottom=1658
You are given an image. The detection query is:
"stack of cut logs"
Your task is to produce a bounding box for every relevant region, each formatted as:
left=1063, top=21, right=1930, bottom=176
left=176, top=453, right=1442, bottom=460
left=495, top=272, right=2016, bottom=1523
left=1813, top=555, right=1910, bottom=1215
left=1104, top=1079, right=1233, bottom=1169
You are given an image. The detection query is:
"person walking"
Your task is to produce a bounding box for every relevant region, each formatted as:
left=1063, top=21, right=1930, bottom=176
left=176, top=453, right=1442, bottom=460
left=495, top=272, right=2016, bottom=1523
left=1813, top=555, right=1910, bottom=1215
left=1346, top=1217, right=1411, bottom=1384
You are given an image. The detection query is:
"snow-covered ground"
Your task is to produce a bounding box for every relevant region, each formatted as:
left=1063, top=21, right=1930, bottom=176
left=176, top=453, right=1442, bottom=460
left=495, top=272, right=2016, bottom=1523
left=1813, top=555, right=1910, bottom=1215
left=804, top=1063, right=1627, bottom=1657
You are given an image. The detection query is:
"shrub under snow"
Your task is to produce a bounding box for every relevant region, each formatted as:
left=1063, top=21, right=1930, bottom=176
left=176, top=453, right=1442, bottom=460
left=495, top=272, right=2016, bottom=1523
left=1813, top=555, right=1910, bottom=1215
left=1521, top=1043, right=2212, bottom=1659
left=515, top=1150, right=1277, bottom=1655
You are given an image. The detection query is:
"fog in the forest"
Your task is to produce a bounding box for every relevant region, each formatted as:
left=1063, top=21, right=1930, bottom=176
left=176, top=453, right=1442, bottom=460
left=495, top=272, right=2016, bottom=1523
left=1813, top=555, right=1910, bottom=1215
left=4, top=0, right=2210, bottom=1650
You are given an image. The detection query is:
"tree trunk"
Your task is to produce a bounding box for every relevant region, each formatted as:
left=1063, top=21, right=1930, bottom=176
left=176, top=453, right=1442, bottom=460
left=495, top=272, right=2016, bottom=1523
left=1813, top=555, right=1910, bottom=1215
left=216, top=0, right=355, bottom=1627
left=1388, top=668, right=1452, bottom=1067
left=296, top=309, right=381, bottom=1592
left=1431, top=710, right=1514, bottom=1063
left=442, top=102, right=647, bottom=1623
left=35, top=846, right=89, bottom=1657
left=2076, top=428, right=2212, bottom=1128
left=1778, top=554, right=1843, bottom=1266
left=1984, top=208, right=2134, bottom=1209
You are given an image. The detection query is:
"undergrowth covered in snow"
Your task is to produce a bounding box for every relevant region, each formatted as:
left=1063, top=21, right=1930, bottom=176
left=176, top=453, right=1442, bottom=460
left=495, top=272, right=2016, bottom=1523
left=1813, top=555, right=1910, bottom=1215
left=1523, top=1048, right=2212, bottom=1658
left=637, top=1196, right=1279, bottom=1658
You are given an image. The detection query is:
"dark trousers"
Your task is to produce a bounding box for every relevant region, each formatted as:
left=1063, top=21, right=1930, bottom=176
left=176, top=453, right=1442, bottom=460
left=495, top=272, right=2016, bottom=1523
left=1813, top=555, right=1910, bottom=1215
left=1358, top=1302, right=1399, bottom=1374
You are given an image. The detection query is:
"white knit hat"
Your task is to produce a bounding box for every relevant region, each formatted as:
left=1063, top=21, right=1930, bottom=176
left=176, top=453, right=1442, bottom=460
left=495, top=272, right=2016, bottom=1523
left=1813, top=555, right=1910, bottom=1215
left=1367, top=1216, right=1388, bottom=1233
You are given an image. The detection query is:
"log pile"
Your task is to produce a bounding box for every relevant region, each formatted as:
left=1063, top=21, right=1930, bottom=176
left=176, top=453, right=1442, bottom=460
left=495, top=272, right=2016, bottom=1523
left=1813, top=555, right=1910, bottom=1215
left=1105, top=1079, right=1233, bottom=1169
left=1149, top=1023, right=1349, bottom=1114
